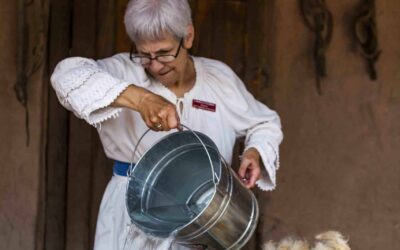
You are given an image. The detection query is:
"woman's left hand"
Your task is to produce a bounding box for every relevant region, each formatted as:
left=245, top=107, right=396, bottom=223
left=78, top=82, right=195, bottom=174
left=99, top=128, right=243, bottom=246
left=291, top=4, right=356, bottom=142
left=238, top=148, right=261, bottom=189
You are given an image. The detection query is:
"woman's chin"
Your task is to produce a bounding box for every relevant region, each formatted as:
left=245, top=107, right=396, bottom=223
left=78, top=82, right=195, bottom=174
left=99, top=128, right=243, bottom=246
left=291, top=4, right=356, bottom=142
left=157, top=74, right=177, bottom=87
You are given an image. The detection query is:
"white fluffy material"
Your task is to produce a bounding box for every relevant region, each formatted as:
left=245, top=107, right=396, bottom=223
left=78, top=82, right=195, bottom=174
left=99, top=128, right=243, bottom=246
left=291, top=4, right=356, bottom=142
left=262, top=231, right=350, bottom=250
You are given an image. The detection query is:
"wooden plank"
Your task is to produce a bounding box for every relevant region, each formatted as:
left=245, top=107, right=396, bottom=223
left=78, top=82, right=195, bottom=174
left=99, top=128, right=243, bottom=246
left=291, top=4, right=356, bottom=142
left=244, top=0, right=276, bottom=105
left=44, top=0, right=72, bottom=249
left=115, top=0, right=131, bottom=53
left=210, top=0, right=246, bottom=77
left=191, top=0, right=216, bottom=58
left=89, top=0, right=117, bottom=248
left=96, top=0, right=116, bottom=58
left=66, top=0, right=97, bottom=249
left=192, top=0, right=246, bottom=77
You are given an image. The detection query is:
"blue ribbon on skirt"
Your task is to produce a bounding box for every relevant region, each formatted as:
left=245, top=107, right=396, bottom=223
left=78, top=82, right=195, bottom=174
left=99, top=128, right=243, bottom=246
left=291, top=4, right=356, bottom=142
left=113, top=160, right=135, bottom=176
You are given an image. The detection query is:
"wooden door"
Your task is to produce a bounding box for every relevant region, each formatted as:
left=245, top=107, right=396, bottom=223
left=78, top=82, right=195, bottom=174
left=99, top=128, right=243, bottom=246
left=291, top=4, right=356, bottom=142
left=46, top=0, right=276, bottom=249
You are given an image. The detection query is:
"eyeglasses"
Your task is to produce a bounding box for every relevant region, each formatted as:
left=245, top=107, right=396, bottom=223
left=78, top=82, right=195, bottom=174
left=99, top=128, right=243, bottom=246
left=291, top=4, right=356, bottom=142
left=130, top=38, right=183, bottom=65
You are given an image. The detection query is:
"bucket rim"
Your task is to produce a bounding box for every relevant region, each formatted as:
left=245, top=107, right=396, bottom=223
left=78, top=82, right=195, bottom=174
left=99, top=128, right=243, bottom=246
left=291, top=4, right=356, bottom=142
left=127, top=130, right=221, bottom=179
left=125, top=130, right=223, bottom=237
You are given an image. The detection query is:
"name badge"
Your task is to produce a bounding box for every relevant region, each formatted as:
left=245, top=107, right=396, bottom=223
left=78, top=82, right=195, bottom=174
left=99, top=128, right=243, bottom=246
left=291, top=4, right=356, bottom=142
left=192, top=99, right=216, bottom=112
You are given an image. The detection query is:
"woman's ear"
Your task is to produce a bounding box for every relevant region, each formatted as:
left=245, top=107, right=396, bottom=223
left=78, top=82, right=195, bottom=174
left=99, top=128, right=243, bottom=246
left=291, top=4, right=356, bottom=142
left=184, top=25, right=195, bottom=49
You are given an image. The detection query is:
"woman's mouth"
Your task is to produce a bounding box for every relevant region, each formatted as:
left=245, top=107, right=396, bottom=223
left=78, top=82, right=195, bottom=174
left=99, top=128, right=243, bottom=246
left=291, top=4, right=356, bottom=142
left=159, top=69, right=172, bottom=76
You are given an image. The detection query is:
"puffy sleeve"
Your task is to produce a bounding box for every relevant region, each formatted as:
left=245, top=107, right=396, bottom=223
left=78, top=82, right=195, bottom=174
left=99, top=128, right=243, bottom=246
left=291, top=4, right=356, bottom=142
left=203, top=59, right=283, bottom=191
left=50, top=53, right=149, bottom=126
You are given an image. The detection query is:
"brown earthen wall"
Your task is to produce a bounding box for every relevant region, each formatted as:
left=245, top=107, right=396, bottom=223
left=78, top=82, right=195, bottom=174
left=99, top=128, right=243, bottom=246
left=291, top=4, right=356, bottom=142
left=262, top=1, right=400, bottom=249
left=0, top=0, right=47, bottom=249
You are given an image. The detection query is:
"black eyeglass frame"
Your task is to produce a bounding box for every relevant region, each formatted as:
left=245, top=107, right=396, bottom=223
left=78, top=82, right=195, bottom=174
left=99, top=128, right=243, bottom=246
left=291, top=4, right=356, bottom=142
left=129, top=38, right=184, bottom=65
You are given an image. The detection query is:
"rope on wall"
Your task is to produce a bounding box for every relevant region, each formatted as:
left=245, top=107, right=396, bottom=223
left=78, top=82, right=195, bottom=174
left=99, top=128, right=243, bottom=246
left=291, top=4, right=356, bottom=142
left=354, top=0, right=380, bottom=80
left=300, top=0, right=333, bottom=95
left=16, top=0, right=30, bottom=146
left=15, top=0, right=47, bottom=146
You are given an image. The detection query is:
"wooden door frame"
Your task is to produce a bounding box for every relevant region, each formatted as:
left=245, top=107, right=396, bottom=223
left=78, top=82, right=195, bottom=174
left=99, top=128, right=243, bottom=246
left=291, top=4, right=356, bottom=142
left=44, top=1, right=275, bottom=249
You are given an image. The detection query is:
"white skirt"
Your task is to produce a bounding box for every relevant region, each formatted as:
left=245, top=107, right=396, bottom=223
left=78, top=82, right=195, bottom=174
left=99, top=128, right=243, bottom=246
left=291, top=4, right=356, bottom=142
left=93, top=175, right=189, bottom=250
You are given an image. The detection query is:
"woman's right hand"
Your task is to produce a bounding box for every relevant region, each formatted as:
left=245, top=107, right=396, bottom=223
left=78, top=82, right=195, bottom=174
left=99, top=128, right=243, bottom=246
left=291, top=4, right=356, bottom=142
left=112, top=85, right=180, bottom=131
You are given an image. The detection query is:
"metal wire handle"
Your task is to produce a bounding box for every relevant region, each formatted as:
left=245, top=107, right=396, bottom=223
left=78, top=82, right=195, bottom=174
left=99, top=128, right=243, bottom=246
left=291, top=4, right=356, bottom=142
left=128, top=124, right=219, bottom=186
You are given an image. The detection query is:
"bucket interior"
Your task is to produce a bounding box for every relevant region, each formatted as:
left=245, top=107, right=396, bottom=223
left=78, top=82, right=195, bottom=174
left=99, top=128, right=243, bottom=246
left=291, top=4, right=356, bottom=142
left=126, top=131, right=222, bottom=237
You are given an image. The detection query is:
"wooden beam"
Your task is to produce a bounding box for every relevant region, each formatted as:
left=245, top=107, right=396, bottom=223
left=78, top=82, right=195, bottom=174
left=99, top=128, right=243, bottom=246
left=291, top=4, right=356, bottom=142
left=89, top=0, right=116, bottom=248
left=66, top=0, right=97, bottom=249
left=45, top=0, right=72, bottom=249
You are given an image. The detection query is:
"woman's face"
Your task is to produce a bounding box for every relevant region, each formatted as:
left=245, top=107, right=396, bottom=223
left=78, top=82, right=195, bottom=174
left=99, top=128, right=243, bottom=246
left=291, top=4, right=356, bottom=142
left=135, top=29, right=194, bottom=87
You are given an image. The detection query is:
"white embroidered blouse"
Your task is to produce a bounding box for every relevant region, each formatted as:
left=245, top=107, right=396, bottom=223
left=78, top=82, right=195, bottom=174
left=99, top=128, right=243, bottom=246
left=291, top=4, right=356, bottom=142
left=51, top=53, right=283, bottom=191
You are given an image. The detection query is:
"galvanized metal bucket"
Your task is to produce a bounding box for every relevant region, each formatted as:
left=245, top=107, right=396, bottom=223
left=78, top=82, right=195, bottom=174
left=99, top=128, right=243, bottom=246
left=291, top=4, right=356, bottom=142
left=126, top=127, right=259, bottom=249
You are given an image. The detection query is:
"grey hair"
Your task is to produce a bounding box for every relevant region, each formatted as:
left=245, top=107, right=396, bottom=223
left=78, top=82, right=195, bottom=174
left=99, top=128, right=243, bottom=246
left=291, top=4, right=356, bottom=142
left=124, top=0, right=193, bottom=43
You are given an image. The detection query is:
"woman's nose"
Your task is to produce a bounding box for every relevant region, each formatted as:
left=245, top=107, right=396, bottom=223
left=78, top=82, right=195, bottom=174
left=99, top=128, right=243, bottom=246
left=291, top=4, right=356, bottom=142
left=148, top=59, right=164, bottom=72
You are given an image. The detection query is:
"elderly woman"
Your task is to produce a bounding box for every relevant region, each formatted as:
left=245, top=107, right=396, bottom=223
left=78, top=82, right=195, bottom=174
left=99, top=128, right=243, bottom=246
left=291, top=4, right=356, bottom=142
left=51, top=0, right=283, bottom=249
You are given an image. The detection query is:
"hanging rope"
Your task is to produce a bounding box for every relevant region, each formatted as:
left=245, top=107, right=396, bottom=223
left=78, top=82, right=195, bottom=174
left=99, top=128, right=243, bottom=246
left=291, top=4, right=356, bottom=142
left=300, top=0, right=333, bottom=95
left=15, top=0, right=47, bottom=146
left=354, top=0, right=380, bottom=80
left=16, top=0, right=30, bottom=146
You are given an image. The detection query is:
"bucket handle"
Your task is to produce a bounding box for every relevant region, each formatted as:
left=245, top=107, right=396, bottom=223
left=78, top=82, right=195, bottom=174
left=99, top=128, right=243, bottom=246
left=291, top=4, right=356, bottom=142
left=128, top=124, right=220, bottom=186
